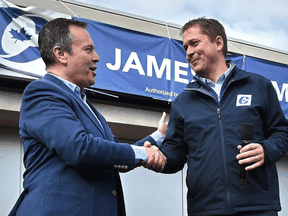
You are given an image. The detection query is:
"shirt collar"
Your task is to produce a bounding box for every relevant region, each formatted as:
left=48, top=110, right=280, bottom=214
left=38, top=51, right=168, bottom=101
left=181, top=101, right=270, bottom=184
left=196, top=61, right=235, bottom=85
left=48, top=72, right=86, bottom=98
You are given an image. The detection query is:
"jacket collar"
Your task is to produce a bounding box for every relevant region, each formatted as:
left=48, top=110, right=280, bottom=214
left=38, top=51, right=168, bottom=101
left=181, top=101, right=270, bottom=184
left=43, top=73, right=72, bottom=92
left=43, top=73, right=107, bottom=138
left=185, top=64, right=250, bottom=90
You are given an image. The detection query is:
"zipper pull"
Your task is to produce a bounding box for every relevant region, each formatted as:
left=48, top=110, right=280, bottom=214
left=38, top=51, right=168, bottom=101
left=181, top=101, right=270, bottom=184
left=217, top=108, right=221, bottom=119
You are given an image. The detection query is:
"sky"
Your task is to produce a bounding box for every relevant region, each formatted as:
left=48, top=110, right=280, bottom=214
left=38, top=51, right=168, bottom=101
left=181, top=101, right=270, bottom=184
left=67, top=0, right=288, bottom=53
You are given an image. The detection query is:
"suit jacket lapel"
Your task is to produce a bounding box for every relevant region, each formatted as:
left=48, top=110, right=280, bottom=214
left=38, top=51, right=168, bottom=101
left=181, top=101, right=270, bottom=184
left=77, top=98, right=106, bottom=137
left=43, top=74, right=107, bottom=138
left=86, top=100, right=114, bottom=141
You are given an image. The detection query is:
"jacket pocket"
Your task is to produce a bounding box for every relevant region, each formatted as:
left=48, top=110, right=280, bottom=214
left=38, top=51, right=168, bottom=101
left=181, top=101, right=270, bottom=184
left=249, top=164, right=268, bottom=191
left=43, top=183, right=94, bottom=216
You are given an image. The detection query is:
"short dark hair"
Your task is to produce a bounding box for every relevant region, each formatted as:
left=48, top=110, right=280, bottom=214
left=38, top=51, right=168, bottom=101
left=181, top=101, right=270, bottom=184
left=38, top=18, right=88, bottom=68
left=181, top=17, right=227, bottom=57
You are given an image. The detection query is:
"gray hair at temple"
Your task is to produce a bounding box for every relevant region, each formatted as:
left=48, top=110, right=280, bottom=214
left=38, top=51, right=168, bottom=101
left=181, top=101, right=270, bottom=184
left=38, top=18, right=88, bottom=68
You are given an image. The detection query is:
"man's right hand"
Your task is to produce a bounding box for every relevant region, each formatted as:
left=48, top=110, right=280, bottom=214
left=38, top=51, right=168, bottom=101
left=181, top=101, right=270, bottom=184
left=143, top=141, right=166, bottom=172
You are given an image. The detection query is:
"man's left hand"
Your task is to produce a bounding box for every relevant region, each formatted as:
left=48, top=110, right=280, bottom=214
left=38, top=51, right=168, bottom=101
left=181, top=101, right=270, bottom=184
left=157, top=112, right=168, bottom=137
left=236, top=143, right=265, bottom=171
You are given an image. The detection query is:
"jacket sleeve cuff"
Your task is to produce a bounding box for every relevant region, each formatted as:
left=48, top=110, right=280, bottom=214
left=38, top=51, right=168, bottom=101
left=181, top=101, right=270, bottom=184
left=131, top=145, right=148, bottom=166
left=150, top=130, right=164, bottom=148
left=259, top=143, right=269, bottom=165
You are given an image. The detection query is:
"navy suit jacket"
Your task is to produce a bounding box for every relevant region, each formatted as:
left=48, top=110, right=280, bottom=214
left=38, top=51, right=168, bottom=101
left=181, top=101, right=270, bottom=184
left=9, top=74, right=156, bottom=216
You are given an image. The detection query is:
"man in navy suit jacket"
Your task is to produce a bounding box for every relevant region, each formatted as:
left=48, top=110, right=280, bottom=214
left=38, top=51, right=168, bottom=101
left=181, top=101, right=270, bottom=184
left=9, top=18, right=167, bottom=216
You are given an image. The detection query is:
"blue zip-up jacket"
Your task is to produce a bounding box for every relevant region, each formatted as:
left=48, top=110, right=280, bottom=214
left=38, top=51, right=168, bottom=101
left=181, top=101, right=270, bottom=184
left=161, top=65, right=288, bottom=215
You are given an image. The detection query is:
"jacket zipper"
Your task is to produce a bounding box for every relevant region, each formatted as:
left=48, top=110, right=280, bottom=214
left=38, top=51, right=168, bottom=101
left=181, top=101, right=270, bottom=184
left=186, top=79, right=234, bottom=213
left=216, top=107, right=232, bottom=213
left=217, top=69, right=238, bottom=213
left=217, top=108, right=221, bottom=119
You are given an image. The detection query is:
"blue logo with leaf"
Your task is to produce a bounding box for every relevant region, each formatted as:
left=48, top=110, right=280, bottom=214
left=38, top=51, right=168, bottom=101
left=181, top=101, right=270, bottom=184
left=9, top=27, right=32, bottom=43
left=0, top=7, right=47, bottom=62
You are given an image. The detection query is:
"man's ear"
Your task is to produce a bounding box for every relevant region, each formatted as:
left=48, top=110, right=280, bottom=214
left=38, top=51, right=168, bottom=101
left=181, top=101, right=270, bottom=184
left=53, top=46, right=67, bottom=64
left=214, top=35, right=224, bottom=52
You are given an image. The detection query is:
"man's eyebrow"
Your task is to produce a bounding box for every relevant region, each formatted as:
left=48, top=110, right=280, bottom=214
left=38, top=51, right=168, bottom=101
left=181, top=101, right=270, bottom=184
left=85, top=44, right=95, bottom=49
left=183, top=39, right=198, bottom=50
left=188, top=39, right=199, bottom=44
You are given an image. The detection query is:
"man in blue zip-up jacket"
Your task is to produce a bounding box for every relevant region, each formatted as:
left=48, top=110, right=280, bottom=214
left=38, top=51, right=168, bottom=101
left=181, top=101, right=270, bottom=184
left=155, top=17, right=288, bottom=216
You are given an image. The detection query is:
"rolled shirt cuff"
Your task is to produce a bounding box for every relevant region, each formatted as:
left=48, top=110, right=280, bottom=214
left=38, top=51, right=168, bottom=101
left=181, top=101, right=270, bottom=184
left=131, top=145, right=148, bottom=165
left=150, top=130, right=164, bottom=148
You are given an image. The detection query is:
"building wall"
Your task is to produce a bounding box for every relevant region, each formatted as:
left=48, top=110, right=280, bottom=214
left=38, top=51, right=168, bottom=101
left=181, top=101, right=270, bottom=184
left=277, top=157, right=288, bottom=216
left=0, top=126, right=23, bottom=216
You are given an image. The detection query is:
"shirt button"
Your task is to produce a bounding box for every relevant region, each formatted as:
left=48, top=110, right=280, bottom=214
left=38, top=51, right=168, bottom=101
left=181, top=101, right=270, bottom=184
left=112, top=190, right=117, bottom=196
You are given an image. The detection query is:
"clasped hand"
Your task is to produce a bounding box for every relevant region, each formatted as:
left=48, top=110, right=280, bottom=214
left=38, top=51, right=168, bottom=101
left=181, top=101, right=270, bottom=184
left=142, top=141, right=167, bottom=172
left=236, top=143, right=265, bottom=171
left=140, top=111, right=168, bottom=172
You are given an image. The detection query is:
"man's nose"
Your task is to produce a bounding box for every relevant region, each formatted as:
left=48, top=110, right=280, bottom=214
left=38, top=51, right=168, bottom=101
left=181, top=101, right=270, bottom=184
left=186, top=46, right=194, bottom=58
left=92, top=51, right=100, bottom=63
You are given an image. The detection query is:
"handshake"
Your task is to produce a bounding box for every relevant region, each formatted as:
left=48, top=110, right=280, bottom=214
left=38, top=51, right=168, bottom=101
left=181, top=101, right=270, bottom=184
left=139, top=111, right=168, bottom=172
left=141, top=141, right=167, bottom=172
